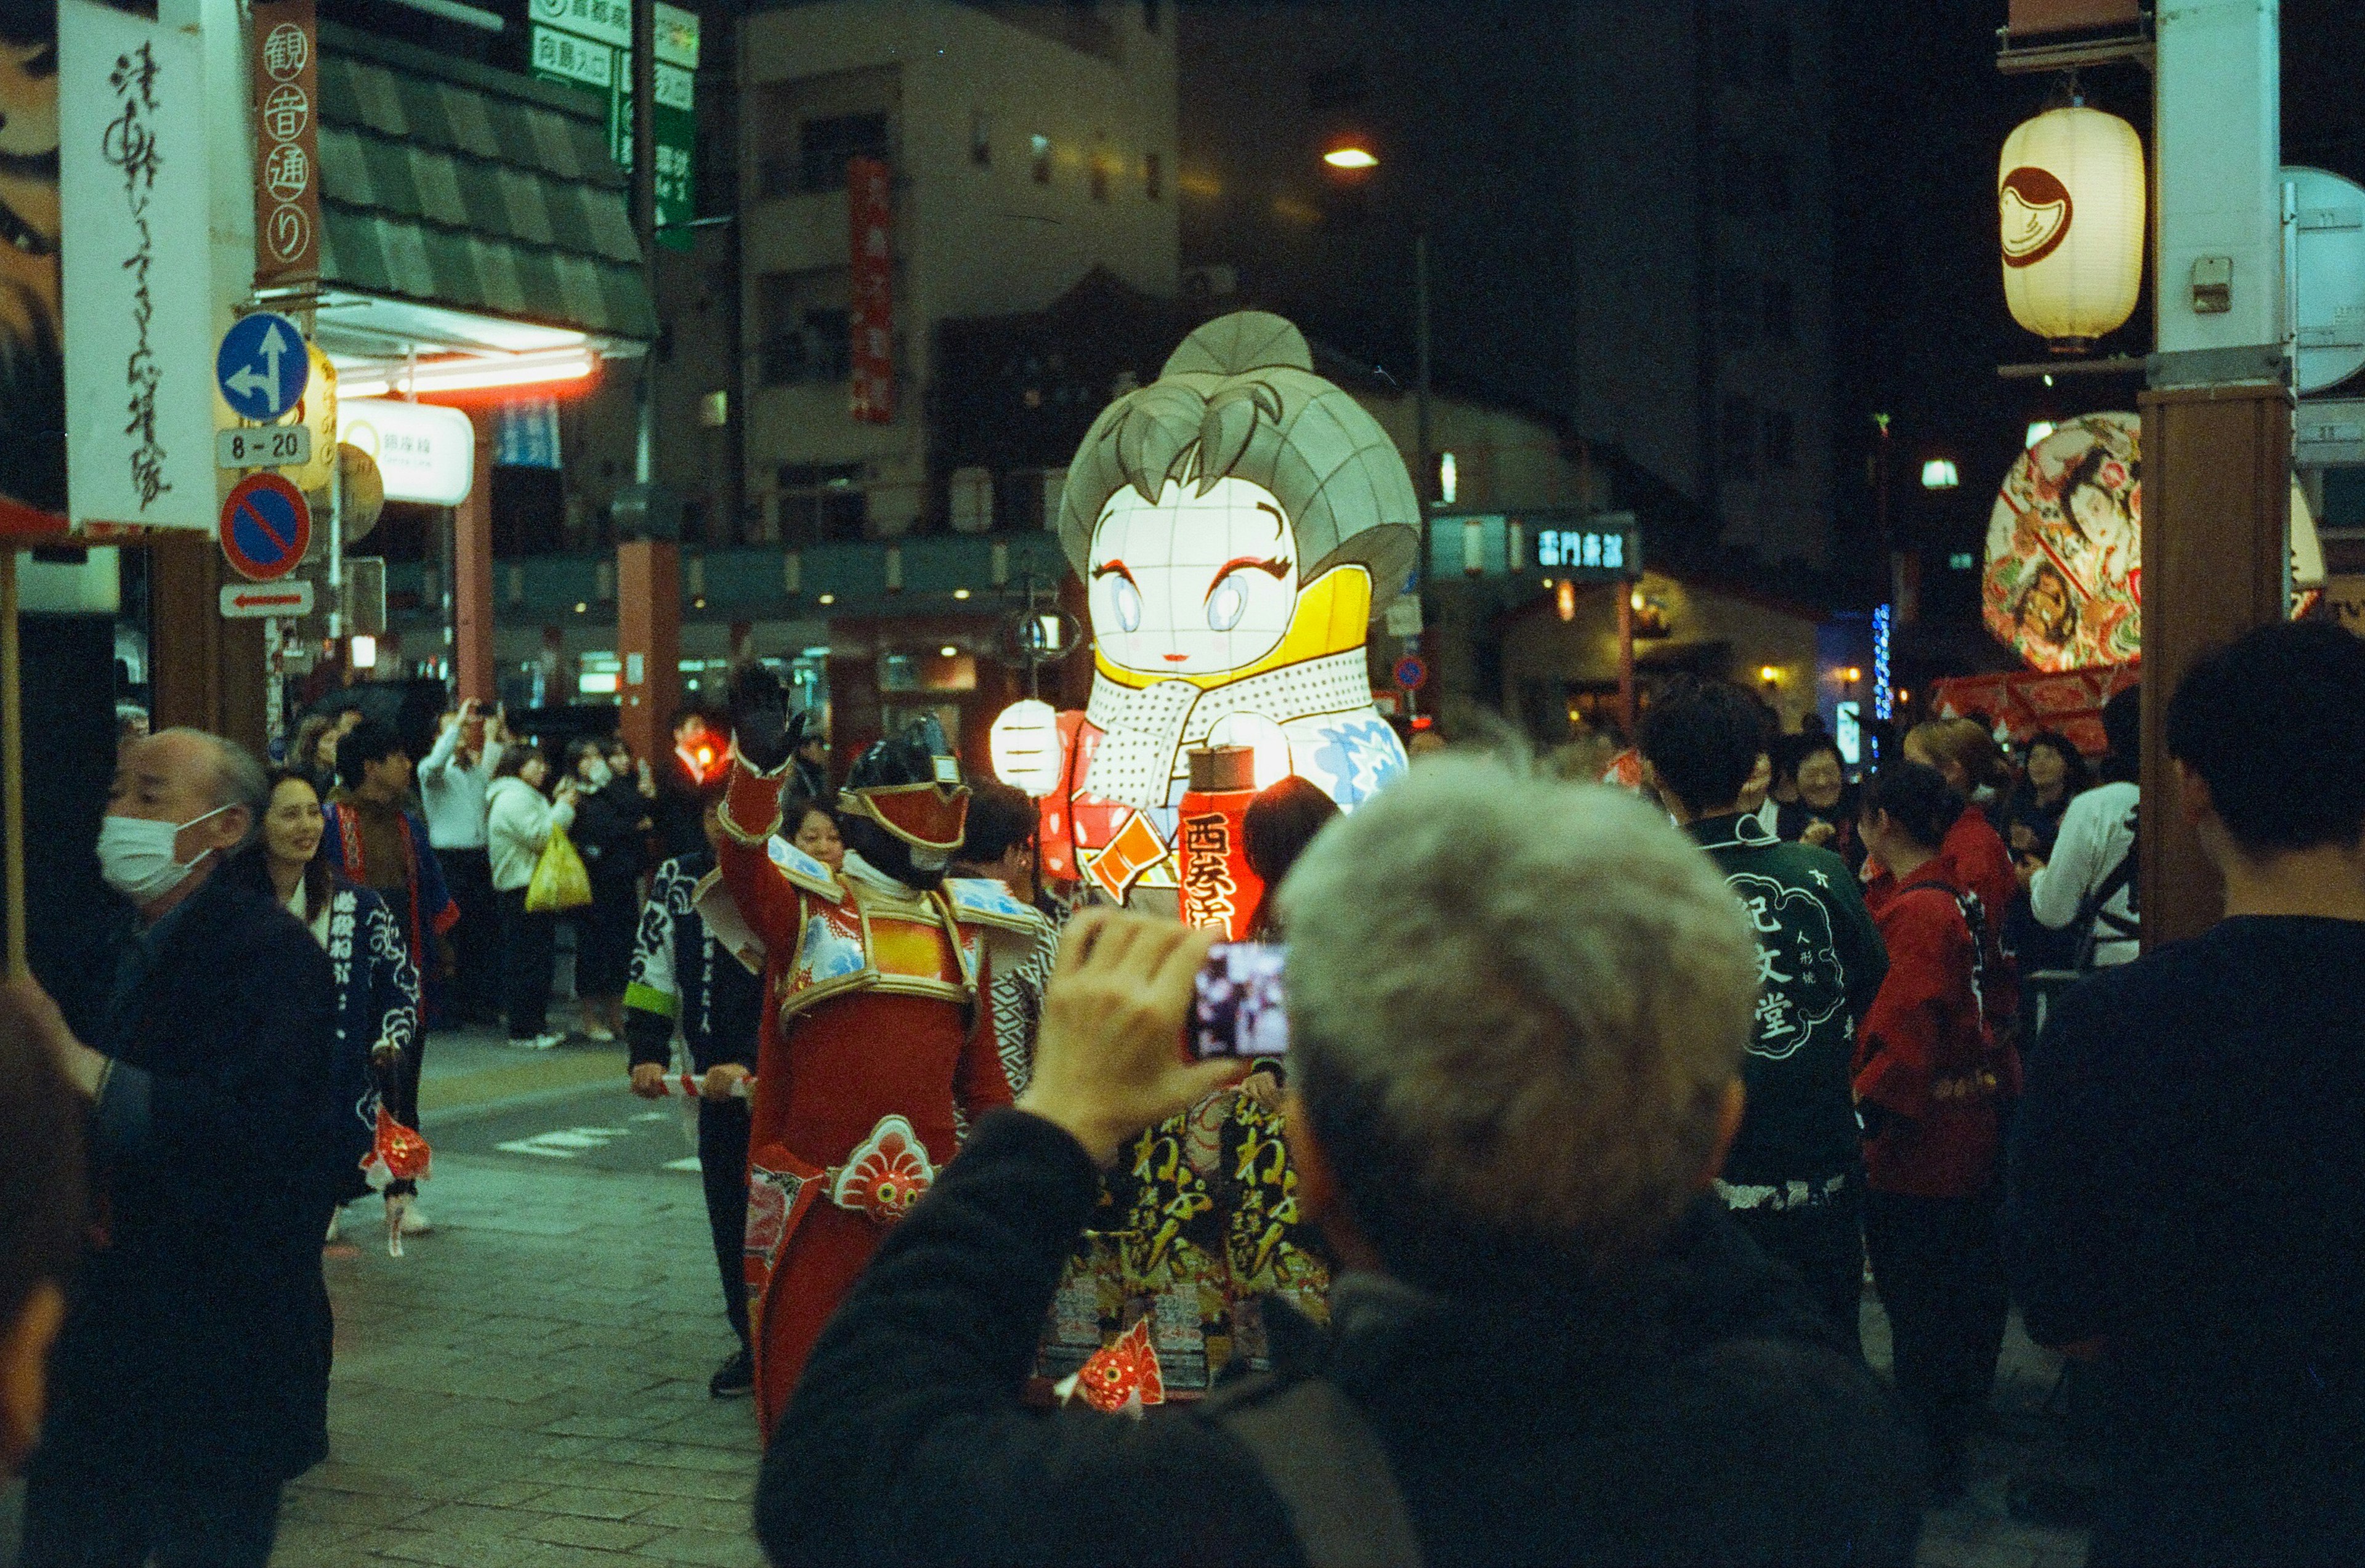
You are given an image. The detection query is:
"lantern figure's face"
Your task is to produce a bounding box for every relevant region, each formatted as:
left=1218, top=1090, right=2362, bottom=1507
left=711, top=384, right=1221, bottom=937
left=1088, top=475, right=1301, bottom=677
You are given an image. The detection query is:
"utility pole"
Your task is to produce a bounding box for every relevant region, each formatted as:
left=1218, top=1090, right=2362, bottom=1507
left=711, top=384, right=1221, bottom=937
left=2138, top=0, right=2289, bottom=948
left=632, top=0, right=658, bottom=488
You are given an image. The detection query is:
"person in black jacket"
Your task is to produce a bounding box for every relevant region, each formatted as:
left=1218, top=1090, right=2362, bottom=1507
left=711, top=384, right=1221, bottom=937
left=4, top=729, right=337, bottom=1568
left=625, top=789, right=767, bottom=1399
left=569, top=736, right=655, bottom=1042
left=757, top=755, right=1921, bottom=1568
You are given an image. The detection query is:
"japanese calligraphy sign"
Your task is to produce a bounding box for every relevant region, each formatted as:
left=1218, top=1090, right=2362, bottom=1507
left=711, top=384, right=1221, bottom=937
left=57, top=0, right=217, bottom=530
left=251, top=0, right=320, bottom=286
left=848, top=154, right=894, bottom=423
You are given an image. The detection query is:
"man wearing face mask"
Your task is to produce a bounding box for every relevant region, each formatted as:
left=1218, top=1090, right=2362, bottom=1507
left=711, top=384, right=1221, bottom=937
left=4, top=729, right=338, bottom=1568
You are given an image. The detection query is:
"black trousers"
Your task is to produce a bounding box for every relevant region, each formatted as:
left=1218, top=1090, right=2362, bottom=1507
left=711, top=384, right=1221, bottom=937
left=1864, top=1187, right=2009, bottom=1468
left=379, top=1025, right=426, bottom=1199
left=498, top=887, right=557, bottom=1038
left=1728, top=1178, right=1866, bottom=1359
left=700, top=1098, right=753, bottom=1346
left=440, top=846, right=500, bottom=1024
left=19, top=1456, right=282, bottom=1568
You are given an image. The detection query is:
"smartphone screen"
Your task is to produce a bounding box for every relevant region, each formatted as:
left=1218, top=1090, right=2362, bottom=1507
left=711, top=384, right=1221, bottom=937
left=1187, top=943, right=1289, bottom=1061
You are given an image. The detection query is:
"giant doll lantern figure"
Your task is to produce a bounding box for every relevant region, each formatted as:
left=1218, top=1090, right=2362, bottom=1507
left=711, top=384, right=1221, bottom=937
left=706, top=672, right=1042, bottom=1437
left=990, top=312, right=1418, bottom=912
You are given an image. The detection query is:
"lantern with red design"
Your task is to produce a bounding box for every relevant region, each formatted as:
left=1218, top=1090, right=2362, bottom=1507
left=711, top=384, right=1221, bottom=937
left=1177, top=746, right=1264, bottom=940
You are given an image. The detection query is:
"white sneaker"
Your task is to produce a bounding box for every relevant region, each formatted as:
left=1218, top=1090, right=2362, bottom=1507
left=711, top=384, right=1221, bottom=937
left=397, top=1202, right=432, bottom=1236
left=511, top=1032, right=562, bottom=1050
left=581, top=1022, right=617, bottom=1044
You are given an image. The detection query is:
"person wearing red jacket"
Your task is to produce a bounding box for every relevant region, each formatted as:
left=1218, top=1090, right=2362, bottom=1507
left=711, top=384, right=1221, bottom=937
left=1854, top=761, right=2013, bottom=1501
left=710, top=669, right=1039, bottom=1439
left=1864, top=718, right=2022, bottom=1056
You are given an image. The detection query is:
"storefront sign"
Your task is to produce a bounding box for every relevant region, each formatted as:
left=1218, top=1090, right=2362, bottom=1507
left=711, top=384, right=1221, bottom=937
left=250, top=0, right=320, bottom=287
left=59, top=0, right=216, bottom=530
left=528, top=0, right=698, bottom=251
left=339, top=398, right=474, bottom=506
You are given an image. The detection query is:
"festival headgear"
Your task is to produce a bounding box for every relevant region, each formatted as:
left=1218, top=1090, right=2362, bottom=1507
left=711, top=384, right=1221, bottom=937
left=837, top=715, right=970, bottom=853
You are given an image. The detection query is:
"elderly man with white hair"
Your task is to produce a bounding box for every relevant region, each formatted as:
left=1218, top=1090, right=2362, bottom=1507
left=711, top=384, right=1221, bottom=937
left=1, top=727, right=338, bottom=1568
left=755, top=756, right=1920, bottom=1568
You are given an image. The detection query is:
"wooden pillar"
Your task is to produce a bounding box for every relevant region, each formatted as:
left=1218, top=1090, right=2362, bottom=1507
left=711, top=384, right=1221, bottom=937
left=148, top=534, right=267, bottom=754
left=617, top=538, right=680, bottom=767
left=2136, top=383, right=2289, bottom=948
left=452, top=409, right=496, bottom=705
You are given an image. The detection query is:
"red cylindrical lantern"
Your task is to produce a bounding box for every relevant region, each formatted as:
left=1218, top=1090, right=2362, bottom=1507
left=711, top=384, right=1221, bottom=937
left=1177, top=746, right=1263, bottom=940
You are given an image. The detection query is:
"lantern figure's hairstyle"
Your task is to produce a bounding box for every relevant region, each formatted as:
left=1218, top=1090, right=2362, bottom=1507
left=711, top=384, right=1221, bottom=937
left=1056, top=311, right=1421, bottom=618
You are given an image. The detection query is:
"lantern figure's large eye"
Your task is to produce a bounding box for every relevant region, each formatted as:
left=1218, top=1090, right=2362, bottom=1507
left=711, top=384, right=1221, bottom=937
left=1112, top=575, right=1142, bottom=632
left=1207, top=582, right=1246, bottom=632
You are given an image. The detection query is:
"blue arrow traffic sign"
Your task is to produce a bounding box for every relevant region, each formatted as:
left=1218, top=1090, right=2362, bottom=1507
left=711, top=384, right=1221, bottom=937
left=215, top=312, right=309, bottom=422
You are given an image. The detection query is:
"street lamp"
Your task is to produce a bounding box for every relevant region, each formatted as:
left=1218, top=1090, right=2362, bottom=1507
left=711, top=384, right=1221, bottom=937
left=1324, top=145, right=1378, bottom=169
left=1920, top=459, right=1960, bottom=491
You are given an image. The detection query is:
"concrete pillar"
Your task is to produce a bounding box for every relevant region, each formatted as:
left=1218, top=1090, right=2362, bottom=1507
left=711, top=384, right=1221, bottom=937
left=452, top=408, right=497, bottom=706
left=617, top=538, right=680, bottom=768
left=2139, top=0, right=2287, bottom=948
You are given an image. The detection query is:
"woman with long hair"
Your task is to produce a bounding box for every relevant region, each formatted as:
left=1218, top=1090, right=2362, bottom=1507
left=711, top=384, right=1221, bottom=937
left=487, top=745, right=578, bottom=1049
left=252, top=767, right=423, bottom=1241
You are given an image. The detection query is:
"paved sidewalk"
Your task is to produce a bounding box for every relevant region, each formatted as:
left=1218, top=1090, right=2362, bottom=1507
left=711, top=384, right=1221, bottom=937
left=278, top=1149, right=764, bottom=1568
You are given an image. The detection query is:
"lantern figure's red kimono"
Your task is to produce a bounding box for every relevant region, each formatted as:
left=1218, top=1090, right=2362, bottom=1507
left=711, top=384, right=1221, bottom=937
left=706, top=748, right=1039, bottom=1437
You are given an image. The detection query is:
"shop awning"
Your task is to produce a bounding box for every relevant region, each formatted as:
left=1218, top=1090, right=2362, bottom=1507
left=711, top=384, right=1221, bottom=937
left=307, top=21, right=654, bottom=385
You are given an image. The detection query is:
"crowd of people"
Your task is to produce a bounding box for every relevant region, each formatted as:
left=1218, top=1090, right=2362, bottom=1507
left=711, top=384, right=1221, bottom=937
left=1, top=619, right=2361, bottom=1566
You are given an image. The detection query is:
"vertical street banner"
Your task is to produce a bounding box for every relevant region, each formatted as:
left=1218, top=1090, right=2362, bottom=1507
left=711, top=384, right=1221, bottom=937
left=528, top=0, right=697, bottom=248
left=848, top=154, right=892, bottom=424
left=0, top=1, right=64, bottom=528
left=58, top=0, right=217, bottom=531
left=251, top=0, right=320, bottom=288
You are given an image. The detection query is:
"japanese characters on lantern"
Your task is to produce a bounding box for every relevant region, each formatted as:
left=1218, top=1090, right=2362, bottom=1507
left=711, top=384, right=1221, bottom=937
left=990, top=311, right=1417, bottom=902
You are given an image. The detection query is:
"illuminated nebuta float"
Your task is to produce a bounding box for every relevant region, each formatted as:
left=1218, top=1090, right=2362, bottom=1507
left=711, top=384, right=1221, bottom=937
left=990, top=311, right=1418, bottom=924
left=1984, top=412, right=2141, bottom=674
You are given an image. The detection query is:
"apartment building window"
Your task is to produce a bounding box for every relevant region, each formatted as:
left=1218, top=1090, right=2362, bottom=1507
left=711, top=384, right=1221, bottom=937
left=1761, top=276, right=1793, bottom=342
left=757, top=272, right=856, bottom=387
left=1722, top=394, right=1758, bottom=480
left=1761, top=409, right=1796, bottom=472
left=777, top=462, right=867, bottom=543
left=1030, top=134, right=1052, bottom=184
left=1145, top=151, right=1163, bottom=200
left=796, top=112, right=891, bottom=193
left=971, top=109, right=991, bottom=167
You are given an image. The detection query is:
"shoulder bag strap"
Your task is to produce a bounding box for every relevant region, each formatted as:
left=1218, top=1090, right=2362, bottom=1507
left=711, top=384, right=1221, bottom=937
left=2072, top=806, right=2141, bottom=971
left=1208, top=1375, right=1425, bottom=1568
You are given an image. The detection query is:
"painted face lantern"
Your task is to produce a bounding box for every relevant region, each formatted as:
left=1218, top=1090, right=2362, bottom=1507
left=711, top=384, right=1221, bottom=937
left=990, top=312, right=1418, bottom=903
left=1983, top=411, right=2141, bottom=673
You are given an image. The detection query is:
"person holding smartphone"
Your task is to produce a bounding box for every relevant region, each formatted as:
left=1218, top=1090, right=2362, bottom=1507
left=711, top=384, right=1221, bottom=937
left=418, top=699, right=507, bottom=1027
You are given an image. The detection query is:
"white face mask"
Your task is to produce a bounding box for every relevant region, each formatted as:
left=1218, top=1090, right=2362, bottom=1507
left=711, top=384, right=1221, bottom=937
left=98, top=806, right=231, bottom=905
left=583, top=758, right=613, bottom=789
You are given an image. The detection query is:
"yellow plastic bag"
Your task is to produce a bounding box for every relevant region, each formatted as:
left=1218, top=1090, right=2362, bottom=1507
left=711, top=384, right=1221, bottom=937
left=525, top=827, right=593, bottom=914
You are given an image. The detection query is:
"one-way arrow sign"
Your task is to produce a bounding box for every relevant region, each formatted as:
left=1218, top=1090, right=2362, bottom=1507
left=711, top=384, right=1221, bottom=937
left=219, top=581, right=315, bottom=619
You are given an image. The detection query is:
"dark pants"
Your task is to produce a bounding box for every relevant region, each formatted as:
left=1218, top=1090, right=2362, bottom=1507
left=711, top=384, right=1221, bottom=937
left=440, top=846, right=500, bottom=1025
left=576, top=874, right=641, bottom=999
left=700, top=1098, right=753, bottom=1346
left=1865, top=1187, right=2008, bottom=1476
left=498, top=887, right=557, bottom=1038
left=19, top=1458, right=282, bottom=1568
left=1729, top=1178, right=1866, bottom=1359
left=380, top=1018, right=427, bottom=1199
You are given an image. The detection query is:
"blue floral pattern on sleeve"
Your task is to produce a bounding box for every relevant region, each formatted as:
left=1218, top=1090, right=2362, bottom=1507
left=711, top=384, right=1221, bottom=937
left=1303, top=716, right=1409, bottom=809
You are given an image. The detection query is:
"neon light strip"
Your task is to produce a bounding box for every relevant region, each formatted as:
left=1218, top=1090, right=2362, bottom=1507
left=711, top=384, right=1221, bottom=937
left=1873, top=604, right=1893, bottom=722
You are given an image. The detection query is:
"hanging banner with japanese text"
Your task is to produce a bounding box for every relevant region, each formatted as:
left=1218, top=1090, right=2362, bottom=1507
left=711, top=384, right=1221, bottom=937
left=847, top=154, right=892, bottom=423
left=250, top=0, right=319, bottom=287
left=58, top=0, right=217, bottom=530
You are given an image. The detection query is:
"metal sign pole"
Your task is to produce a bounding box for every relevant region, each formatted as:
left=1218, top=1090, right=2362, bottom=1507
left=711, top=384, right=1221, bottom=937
left=1, top=552, right=23, bottom=979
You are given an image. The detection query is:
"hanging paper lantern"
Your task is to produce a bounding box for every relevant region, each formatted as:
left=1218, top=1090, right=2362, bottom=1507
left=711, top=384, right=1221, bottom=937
left=988, top=698, right=1064, bottom=798
left=1983, top=412, right=2141, bottom=673
left=2000, top=106, right=2145, bottom=350
left=1176, top=746, right=1264, bottom=940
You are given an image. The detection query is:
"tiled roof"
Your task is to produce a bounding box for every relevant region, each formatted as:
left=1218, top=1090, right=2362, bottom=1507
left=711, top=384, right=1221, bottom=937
left=316, top=22, right=655, bottom=341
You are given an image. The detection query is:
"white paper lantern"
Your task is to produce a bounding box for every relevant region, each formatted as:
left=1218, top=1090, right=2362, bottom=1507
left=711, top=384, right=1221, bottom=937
left=1999, top=106, right=2145, bottom=350
left=988, top=698, right=1064, bottom=798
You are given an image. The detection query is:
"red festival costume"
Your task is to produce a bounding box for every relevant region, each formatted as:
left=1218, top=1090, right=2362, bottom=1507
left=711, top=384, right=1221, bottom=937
left=708, top=750, right=1035, bottom=1438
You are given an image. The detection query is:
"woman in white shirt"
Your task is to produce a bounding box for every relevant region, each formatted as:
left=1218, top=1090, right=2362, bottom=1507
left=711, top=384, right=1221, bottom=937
left=485, top=746, right=578, bottom=1049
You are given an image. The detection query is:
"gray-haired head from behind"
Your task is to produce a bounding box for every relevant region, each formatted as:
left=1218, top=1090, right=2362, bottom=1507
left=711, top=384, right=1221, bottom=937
left=1278, top=755, right=1760, bottom=1285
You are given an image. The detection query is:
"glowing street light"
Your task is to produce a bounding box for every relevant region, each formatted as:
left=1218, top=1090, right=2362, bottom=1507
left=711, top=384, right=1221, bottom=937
left=1921, top=459, right=1960, bottom=491
left=1324, top=146, right=1378, bottom=169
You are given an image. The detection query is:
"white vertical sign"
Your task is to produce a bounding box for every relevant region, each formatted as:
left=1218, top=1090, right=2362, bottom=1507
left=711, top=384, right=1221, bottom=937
left=59, top=0, right=219, bottom=530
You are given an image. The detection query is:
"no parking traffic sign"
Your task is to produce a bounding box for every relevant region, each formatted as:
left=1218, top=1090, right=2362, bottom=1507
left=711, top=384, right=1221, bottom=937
left=219, top=473, right=313, bottom=582
left=1393, top=655, right=1429, bottom=691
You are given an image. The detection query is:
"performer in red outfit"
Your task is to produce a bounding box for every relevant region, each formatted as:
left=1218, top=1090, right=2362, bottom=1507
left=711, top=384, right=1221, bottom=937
left=708, top=670, right=1038, bottom=1437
